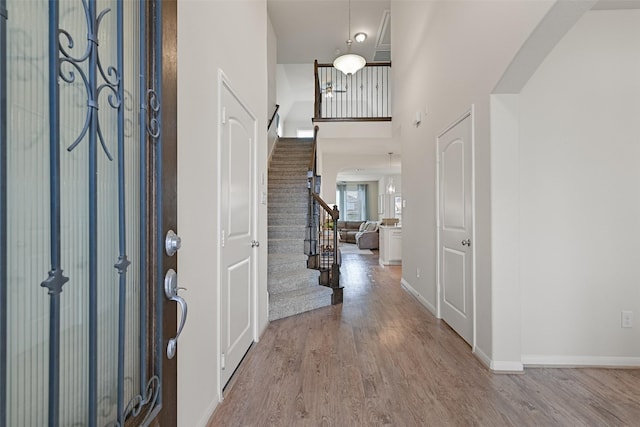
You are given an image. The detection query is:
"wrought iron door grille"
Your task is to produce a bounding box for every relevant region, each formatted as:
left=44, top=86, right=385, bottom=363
left=1, top=1, right=163, bottom=425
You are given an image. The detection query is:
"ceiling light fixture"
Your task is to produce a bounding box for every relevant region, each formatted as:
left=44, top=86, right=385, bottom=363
left=333, top=0, right=366, bottom=76
left=387, top=152, right=396, bottom=194
left=354, top=32, right=367, bottom=43
left=325, top=86, right=334, bottom=98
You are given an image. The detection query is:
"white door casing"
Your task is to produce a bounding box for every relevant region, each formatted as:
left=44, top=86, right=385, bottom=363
left=218, top=73, right=256, bottom=391
left=437, top=110, right=475, bottom=347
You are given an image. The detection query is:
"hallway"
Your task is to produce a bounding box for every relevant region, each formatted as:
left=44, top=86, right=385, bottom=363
left=208, top=252, right=640, bottom=426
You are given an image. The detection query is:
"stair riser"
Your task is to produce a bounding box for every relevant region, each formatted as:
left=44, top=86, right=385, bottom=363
left=268, top=185, right=307, bottom=192
left=268, top=253, right=308, bottom=267
left=268, top=202, right=308, bottom=210
left=268, top=190, right=308, bottom=197
left=268, top=241, right=305, bottom=253
left=269, top=217, right=306, bottom=227
left=268, top=228, right=306, bottom=240
left=270, top=154, right=311, bottom=161
left=268, top=171, right=308, bottom=177
left=268, top=271, right=319, bottom=294
left=268, top=279, right=317, bottom=295
left=268, top=289, right=333, bottom=321
left=268, top=261, right=308, bottom=275
left=268, top=178, right=308, bottom=185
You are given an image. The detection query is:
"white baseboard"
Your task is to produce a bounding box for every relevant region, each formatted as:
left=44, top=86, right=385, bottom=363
left=472, top=346, right=492, bottom=369
left=522, top=354, right=640, bottom=368
left=490, top=360, right=524, bottom=372
left=198, top=398, right=220, bottom=427
left=401, top=278, right=437, bottom=317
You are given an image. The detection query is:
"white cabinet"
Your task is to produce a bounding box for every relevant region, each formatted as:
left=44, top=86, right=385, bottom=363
left=379, top=226, right=402, bottom=266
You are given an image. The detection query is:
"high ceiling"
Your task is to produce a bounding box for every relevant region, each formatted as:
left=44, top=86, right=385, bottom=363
left=268, top=0, right=391, bottom=64
left=268, top=1, right=395, bottom=183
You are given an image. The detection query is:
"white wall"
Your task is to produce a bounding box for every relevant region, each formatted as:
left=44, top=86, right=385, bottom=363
left=267, top=15, right=277, bottom=117
left=177, top=1, right=269, bottom=426
left=267, top=15, right=279, bottom=158
left=276, top=64, right=314, bottom=137
left=518, top=10, right=640, bottom=364
left=391, top=0, right=554, bottom=362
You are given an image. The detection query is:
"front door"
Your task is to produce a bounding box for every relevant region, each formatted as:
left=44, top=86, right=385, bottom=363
left=0, top=1, right=178, bottom=425
left=438, top=112, right=474, bottom=346
left=219, top=76, right=256, bottom=390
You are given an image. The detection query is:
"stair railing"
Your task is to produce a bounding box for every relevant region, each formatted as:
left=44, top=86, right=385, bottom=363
left=267, top=104, right=280, bottom=161
left=305, top=125, right=342, bottom=303
left=267, top=104, right=279, bottom=130
left=314, top=60, right=392, bottom=121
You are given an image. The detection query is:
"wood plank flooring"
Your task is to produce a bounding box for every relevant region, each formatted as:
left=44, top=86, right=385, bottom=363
left=208, top=252, right=640, bottom=426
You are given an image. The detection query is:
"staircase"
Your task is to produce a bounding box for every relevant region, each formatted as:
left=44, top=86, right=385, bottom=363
left=268, top=138, right=333, bottom=321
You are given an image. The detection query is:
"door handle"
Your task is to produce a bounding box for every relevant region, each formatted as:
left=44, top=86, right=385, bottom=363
left=251, top=240, right=260, bottom=248
left=164, top=269, right=187, bottom=359
left=461, top=239, right=471, bottom=246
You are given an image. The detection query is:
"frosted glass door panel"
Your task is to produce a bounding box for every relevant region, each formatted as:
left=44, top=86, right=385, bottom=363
left=6, top=2, right=51, bottom=425
left=3, top=1, right=154, bottom=425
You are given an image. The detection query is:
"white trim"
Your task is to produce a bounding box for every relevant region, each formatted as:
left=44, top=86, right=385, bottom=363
left=522, top=355, right=640, bottom=368
left=470, top=104, right=477, bottom=353
left=216, top=69, right=259, bottom=399
left=435, top=107, right=476, bottom=350
left=401, top=278, right=437, bottom=317
left=198, top=399, right=221, bottom=427
left=435, top=127, right=441, bottom=320
left=472, top=346, right=492, bottom=369
left=215, top=70, right=223, bottom=403
left=491, top=360, right=524, bottom=372
left=375, top=10, right=391, bottom=51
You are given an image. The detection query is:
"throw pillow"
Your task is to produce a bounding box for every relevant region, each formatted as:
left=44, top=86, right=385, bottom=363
left=365, top=221, right=378, bottom=232
left=359, top=222, right=367, bottom=232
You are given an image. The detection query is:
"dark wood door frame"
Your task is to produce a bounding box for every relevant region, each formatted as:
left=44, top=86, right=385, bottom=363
left=157, top=0, right=178, bottom=424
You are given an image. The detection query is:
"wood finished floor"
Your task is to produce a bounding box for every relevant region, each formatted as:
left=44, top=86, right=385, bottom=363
left=208, top=252, right=640, bottom=426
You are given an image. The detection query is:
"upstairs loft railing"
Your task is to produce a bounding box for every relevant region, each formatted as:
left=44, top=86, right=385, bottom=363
left=305, top=126, right=342, bottom=304
left=314, top=60, right=392, bottom=121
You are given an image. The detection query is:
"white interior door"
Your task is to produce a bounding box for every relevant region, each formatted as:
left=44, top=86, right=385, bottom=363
left=219, top=78, right=256, bottom=389
left=438, top=113, right=474, bottom=346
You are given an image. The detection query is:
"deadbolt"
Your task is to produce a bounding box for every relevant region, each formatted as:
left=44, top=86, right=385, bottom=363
left=165, top=229, right=182, bottom=256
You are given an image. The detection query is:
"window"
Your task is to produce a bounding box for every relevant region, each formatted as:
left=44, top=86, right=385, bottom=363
left=336, top=183, right=368, bottom=221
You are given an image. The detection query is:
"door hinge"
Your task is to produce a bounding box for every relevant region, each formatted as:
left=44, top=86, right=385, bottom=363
left=221, top=353, right=226, bottom=370
left=222, top=107, right=227, bottom=124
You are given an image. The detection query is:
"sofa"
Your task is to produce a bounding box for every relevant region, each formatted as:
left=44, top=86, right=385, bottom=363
left=336, top=220, right=379, bottom=249
left=355, top=221, right=379, bottom=250
left=336, top=221, right=365, bottom=243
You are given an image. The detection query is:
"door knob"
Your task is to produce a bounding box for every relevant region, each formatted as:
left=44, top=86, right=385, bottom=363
left=164, top=269, right=188, bottom=359
left=251, top=240, right=260, bottom=248
left=165, top=229, right=182, bottom=256
left=461, top=239, right=471, bottom=246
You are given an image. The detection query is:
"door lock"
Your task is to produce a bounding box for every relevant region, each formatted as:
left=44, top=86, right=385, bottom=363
left=461, top=239, right=471, bottom=246
left=251, top=240, right=260, bottom=248
left=165, top=229, right=182, bottom=256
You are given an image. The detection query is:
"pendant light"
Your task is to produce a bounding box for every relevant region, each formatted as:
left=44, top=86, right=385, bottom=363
left=386, top=152, right=396, bottom=194
left=333, top=0, right=366, bottom=76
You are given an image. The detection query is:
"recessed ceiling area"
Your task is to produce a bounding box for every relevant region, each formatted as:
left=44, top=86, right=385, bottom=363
left=592, top=0, right=640, bottom=10
left=268, top=0, right=397, bottom=183
left=268, top=0, right=391, bottom=64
